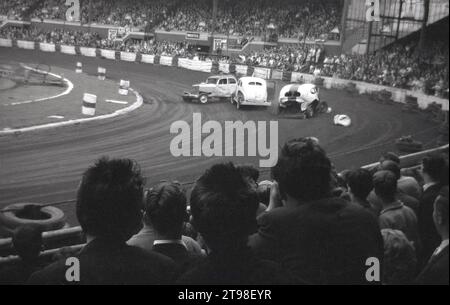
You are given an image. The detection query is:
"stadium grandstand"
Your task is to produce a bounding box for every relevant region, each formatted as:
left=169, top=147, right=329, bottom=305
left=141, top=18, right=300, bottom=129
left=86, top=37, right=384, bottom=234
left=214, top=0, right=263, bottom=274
left=0, top=0, right=449, bottom=286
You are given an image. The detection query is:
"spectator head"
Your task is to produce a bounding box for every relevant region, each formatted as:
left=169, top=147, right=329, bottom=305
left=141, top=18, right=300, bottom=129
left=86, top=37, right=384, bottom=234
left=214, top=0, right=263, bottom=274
left=13, top=224, right=43, bottom=263
left=144, top=181, right=187, bottom=239
left=76, top=157, right=144, bottom=242
left=381, top=229, right=417, bottom=285
left=347, top=168, right=373, bottom=201
left=190, top=162, right=259, bottom=253
left=379, top=160, right=401, bottom=180
left=272, top=138, right=332, bottom=203
left=421, top=154, right=449, bottom=185
left=237, top=164, right=260, bottom=189
left=433, top=186, right=449, bottom=238
left=373, top=170, right=398, bottom=203
left=379, top=152, right=400, bottom=164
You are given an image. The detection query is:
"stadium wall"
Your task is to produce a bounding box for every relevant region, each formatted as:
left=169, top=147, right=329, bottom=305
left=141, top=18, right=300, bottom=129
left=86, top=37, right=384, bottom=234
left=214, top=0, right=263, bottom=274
left=0, top=38, right=448, bottom=112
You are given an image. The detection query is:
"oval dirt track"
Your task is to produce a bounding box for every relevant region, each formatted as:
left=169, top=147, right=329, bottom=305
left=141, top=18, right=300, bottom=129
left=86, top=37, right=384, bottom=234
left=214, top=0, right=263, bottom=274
left=0, top=48, right=441, bottom=224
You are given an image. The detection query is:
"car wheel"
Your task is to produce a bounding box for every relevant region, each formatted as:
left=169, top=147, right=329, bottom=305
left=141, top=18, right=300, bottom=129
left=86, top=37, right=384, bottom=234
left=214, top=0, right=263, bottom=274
left=199, top=94, right=208, bottom=104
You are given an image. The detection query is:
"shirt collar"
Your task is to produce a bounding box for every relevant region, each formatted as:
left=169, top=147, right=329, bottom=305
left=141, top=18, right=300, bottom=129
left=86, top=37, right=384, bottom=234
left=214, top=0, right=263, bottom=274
left=153, top=239, right=187, bottom=249
left=423, top=182, right=437, bottom=192
left=380, top=201, right=404, bottom=215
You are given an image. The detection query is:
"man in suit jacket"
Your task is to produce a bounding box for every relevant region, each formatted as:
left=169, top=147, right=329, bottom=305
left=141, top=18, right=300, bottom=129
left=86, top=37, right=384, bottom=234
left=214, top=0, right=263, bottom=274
left=28, top=157, right=176, bottom=285
left=142, top=181, right=204, bottom=273
left=418, top=154, right=449, bottom=265
left=416, top=186, right=449, bottom=285
left=248, top=138, right=384, bottom=285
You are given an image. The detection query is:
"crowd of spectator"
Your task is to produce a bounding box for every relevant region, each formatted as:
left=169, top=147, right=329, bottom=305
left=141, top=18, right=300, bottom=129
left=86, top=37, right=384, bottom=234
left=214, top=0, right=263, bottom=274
left=1, top=21, right=448, bottom=97
left=321, top=40, right=449, bottom=97
left=0, top=139, right=448, bottom=285
left=0, top=0, right=341, bottom=40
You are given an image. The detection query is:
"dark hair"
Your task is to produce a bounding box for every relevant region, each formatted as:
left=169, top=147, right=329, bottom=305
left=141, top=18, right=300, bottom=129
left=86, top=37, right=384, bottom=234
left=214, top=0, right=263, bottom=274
left=190, top=163, right=259, bottom=252
left=13, top=224, right=42, bottom=263
left=145, top=182, right=187, bottom=238
left=347, top=168, right=373, bottom=200
left=237, top=165, right=260, bottom=182
left=422, top=154, right=449, bottom=184
left=76, top=157, right=144, bottom=241
left=380, top=152, right=400, bottom=164
left=373, top=170, right=398, bottom=203
left=379, top=160, right=401, bottom=180
left=272, top=138, right=332, bottom=202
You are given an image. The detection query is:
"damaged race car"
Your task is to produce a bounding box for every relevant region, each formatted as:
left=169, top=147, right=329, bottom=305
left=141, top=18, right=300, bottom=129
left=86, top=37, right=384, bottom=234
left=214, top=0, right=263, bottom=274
left=278, top=83, right=329, bottom=118
left=231, top=76, right=270, bottom=110
left=182, top=75, right=237, bottom=104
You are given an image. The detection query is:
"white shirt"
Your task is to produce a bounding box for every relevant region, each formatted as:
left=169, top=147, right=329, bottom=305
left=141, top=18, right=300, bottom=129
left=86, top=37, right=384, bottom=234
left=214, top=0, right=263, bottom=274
left=153, top=239, right=187, bottom=250
left=423, top=182, right=438, bottom=192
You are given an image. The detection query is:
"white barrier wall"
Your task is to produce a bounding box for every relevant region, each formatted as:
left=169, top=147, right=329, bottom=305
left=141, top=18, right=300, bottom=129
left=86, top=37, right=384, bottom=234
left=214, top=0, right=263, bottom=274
left=120, top=51, right=136, bottom=62
left=178, top=58, right=212, bottom=72
left=39, top=43, right=56, bottom=52
left=235, top=65, right=248, bottom=75
left=17, top=40, right=35, bottom=50
left=219, top=63, right=229, bottom=74
left=60, top=45, right=76, bottom=55
left=253, top=67, right=271, bottom=79
left=100, top=49, right=116, bottom=60
left=159, top=56, right=173, bottom=66
left=141, top=54, right=155, bottom=64
left=80, top=47, right=96, bottom=57
left=0, top=38, right=12, bottom=47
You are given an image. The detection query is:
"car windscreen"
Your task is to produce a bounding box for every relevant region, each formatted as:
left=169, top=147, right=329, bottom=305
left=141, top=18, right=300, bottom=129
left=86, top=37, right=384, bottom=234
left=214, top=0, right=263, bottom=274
left=248, top=82, right=263, bottom=86
left=207, top=78, right=218, bottom=84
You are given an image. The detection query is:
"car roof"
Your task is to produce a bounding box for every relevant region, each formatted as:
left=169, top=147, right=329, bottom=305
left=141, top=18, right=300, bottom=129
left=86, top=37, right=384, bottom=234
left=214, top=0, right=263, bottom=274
left=209, top=75, right=236, bottom=78
left=240, top=77, right=267, bottom=84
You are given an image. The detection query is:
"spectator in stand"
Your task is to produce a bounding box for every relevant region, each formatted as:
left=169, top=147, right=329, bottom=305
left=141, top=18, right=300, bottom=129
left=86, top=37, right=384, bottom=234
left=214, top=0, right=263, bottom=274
left=249, top=138, right=383, bottom=284
left=416, top=186, right=449, bottom=284
left=374, top=170, right=419, bottom=247
left=177, top=162, right=289, bottom=285
left=368, top=161, right=420, bottom=215
left=378, top=152, right=422, bottom=200
left=346, top=168, right=376, bottom=214
left=418, top=154, right=449, bottom=266
left=128, top=182, right=204, bottom=257
left=237, top=164, right=267, bottom=218
left=381, top=228, right=417, bottom=285
left=0, top=225, right=44, bottom=285
left=28, top=157, right=176, bottom=284
left=131, top=181, right=204, bottom=272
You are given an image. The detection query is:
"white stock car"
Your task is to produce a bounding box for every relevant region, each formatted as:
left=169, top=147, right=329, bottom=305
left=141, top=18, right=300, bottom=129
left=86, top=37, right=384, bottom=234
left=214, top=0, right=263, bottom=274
left=182, top=75, right=237, bottom=104
left=231, top=77, right=270, bottom=110
left=278, top=83, right=327, bottom=118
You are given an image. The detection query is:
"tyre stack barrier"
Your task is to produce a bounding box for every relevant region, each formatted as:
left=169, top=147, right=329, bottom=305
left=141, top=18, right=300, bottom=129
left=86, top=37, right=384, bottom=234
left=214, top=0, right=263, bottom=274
left=75, top=62, right=83, bottom=73
left=211, top=61, right=219, bottom=74
left=118, top=80, right=130, bottom=95
left=97, top=67, right=106, bottom=80
left=82, top=93, right=97, bottom=116
left=247, top=66, right=254, bottom=76
left=154, top=55, right=160, bottom=65
left=172, top=55, right=179, bottom=67
left=282, top=71, right=292, bottom=82
left=0, top=203, right=66, bottom=238
left=228, top=63, right=236, bottom=75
